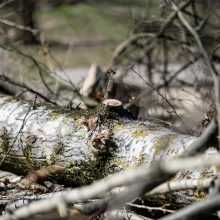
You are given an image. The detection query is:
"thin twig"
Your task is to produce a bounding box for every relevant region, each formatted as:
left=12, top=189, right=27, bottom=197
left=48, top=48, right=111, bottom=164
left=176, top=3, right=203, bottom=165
left=171, top=0, right=220, bottom=149
left=149, top=177, right=214, bottom=195
left=0, top=18, right=39, bottom=35
left=131, top=68, right=190, bottom=134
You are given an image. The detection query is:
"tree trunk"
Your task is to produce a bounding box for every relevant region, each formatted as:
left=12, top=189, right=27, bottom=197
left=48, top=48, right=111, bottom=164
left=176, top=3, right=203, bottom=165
left=15, top=0, right=37, bottom=44
left=0, top=94, right=216, bottom=187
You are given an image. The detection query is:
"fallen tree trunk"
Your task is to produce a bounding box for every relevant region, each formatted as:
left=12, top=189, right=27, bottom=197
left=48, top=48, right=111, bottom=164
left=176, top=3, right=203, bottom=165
left=0, top=94, right=217, bottom=187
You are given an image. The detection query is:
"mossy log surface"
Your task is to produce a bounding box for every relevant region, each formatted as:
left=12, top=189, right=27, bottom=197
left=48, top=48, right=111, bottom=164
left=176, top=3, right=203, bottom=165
left=0, top=95, right=217, bottom=187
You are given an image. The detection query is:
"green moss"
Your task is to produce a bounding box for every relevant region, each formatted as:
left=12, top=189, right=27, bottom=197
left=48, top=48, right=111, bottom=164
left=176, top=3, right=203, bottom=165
left=1, top=158, right=48, bottom=176
left=0, top=160, right=29, bottom=175
left=49, top=151, right=115, bottom=186
left=153, top=134, right=179, bottom=157
left=193, top=190, right=207, bottom=201
left=6, top=97, right=20, bottom=104
left=114, top=123, right=125, bottom=131
left=45, top=104, right=71, bottom=115
left=75, top=118, right=82, bottom=126
left=49, top=112, right=62, bottom=121
left=23, top=144, right=32, bottom=158
left=26, top=134, right=37, bottom=145
left=48, top=143, right=65, bottom=165
left=137, top=153, right=145, bottom=164
left=131, top=129, right=151, bottom=138
left=143, top=192, right=194, bottom=210
left=0, top=128, right=10, bottom=153
left=121, top=162, right=129, bottom=170
left=48, top=154, right=59, bottom=165
left=114, top=159, right=121, bottom=166
left=21, top=135, right=48, bottom=168
left=49, top=137, right=118, bottom=186
left=23, top=147, right=42, bottom=169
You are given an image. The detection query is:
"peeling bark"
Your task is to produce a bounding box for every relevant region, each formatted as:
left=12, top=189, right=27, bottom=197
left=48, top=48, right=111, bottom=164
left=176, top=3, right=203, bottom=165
left=0, top=94, right=217, bottom=187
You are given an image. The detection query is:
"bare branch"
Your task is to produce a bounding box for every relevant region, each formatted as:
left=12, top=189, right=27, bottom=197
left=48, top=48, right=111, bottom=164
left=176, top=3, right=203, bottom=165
left=149, top=177, right=214, bottom=195
left=0, top=18, right=39, bottom=35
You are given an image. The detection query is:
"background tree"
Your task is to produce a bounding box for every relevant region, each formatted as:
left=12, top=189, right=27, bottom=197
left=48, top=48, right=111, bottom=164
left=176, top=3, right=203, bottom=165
left=15, top=0, right=37, bottom=43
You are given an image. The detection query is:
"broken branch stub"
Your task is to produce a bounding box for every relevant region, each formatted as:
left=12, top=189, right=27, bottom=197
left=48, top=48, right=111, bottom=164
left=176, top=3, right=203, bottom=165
left=102, top=98, right=122, bottom=112
left=102, top=99, right=122, bottom=107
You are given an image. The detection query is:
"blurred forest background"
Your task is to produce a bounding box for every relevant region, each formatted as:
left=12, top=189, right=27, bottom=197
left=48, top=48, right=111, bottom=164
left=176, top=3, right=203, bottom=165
left=0, top=0, right=153, bottom=66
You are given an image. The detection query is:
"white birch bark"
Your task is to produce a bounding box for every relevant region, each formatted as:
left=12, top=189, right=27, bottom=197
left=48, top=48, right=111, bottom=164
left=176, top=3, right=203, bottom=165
left=0, top=94, right=217, bottom=186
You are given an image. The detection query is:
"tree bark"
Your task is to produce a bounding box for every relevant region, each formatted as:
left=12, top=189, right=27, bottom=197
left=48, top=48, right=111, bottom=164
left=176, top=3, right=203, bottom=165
left=0, top=94, right=217, bottom=187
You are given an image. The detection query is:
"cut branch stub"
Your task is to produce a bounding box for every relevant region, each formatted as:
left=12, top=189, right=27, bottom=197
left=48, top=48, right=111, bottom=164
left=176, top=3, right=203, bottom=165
left=102, top=99, right=122, bottom=108
left=102, top=99, right=122, bottom=112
